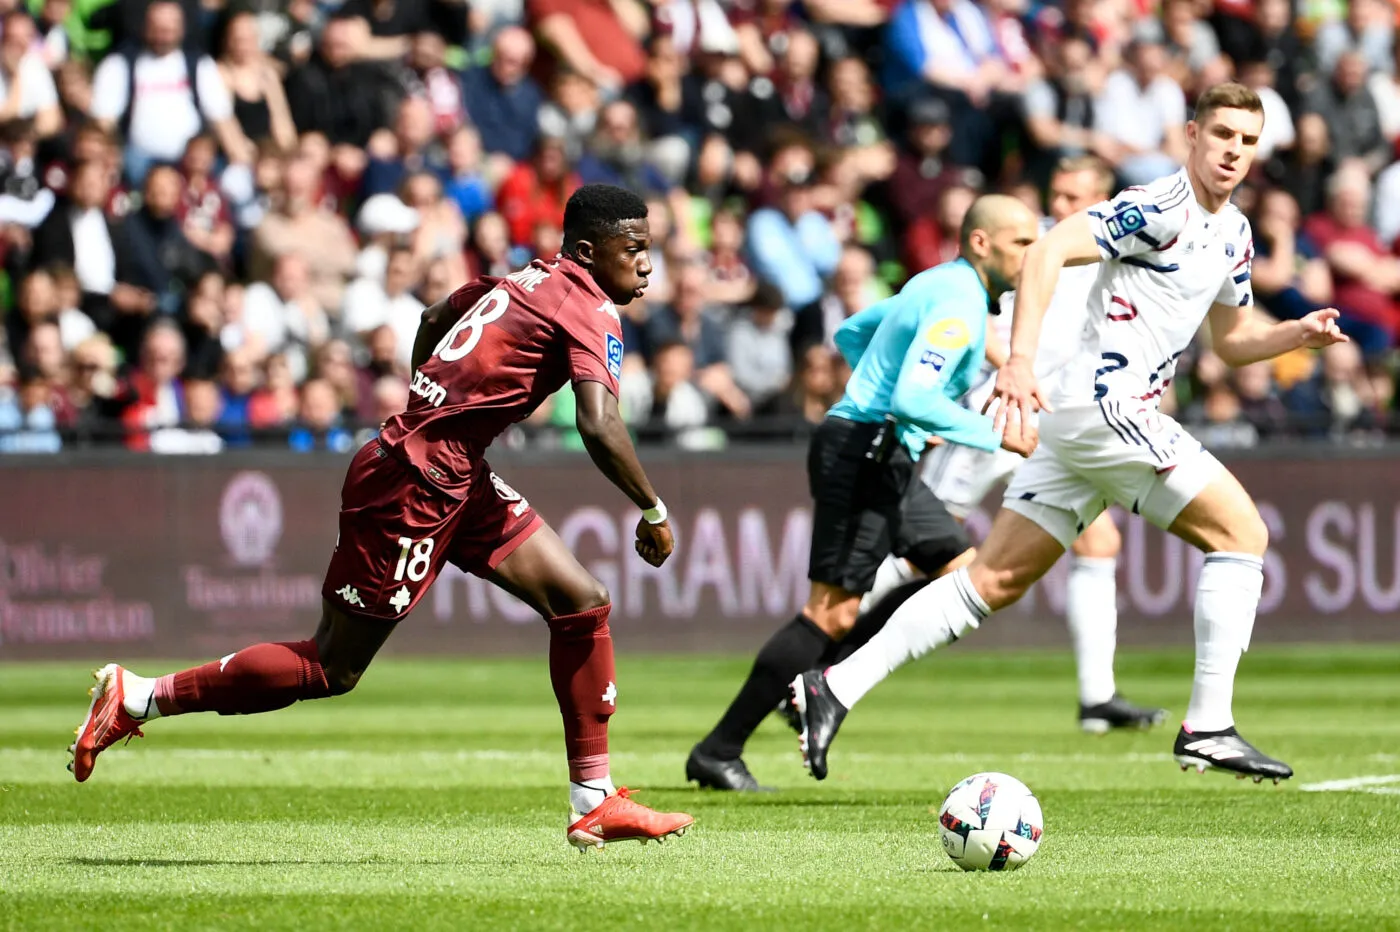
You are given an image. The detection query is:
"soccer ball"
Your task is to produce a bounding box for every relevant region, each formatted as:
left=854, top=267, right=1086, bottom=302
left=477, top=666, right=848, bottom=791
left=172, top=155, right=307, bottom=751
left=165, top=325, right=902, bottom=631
left=937, top=772, right=1044, bottom=871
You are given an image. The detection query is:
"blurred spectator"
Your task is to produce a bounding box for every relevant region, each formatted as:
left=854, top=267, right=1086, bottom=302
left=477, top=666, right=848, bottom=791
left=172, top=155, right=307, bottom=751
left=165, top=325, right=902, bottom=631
left=781, top=342, right=842, bottom=424
left=825, top=55, right=896, bottom=185
left=461, top=26, right=544, bottom=166
left=364, top=97, right=446, bottom=197
left=1267, top=112, right=1334, bottom=218
left=537, top=69, right=601, bottom=162
left=313, top=338, right=362, bottom=420
left=807, top=243, right=880, bottom=350
left=904, top=181, right=975, bottom=275
left=888, top=95, right=979, bottom=230
left=118, top=320, right=186, bottom=451
left=176, top=135, right=235, bottom=268
left=0, top=370, right=62, bottom=453
left=341, top=0, right=433, bottom=62
left=466, top=209, right=516, bottom=278
left=759, top=26, right=827, bottom=139
left=180, top=270, right=228, bottom=379
left=20, top=320, right=73, bottom=423
left=883, top=0, right=1018, bottom=172
left=1238, top=59, right=1295, bottom=162
left=217, top=10, right=298, bottom=152
left=249, top=155, right=358, bottom=311
left=353, top=373, right=409, bottom=445
left=496, top=134, right=579, bottom=246
left=284, top=16, right=399, bottom=148
left=406, top=31, right=467, bottom=138
left=1094, top=37, right=1187, bottom=186
left=123, top=163, right=216, bottom=316
left=90, top=1, right=252, bottom=184
left=8, top=267, right=91, bottom=354
left=29, top=158, right=150, bottom=359
left=1304, top=51, right=1390, bottom=175
left=443, top=125, right=492, bottom=223
left=215, top=348, right=259, bottom=444
left=1154, top=0, right=1223, bottom=92
left=625, top=34, right=699, bottom=178
left=240, top=252, right=329, bottom=382
left=648, top=259, right=750, bottom=419
left=0, top=11, right=63, bottom=139
left=417, top=255, right=456, bottom=306
left=354, top=191, right=420, bottom=281
left=726, top=282, right=792, bottom=415
left=1252, top=188, right=1334, bottom=321
left=1369, top=41, right=1400, bottom=142
left=747, top=154, right=839, bottom=311
left=402, top=170, right=468, bottom=280
left=1303, top=166, right=1400, bottom=369
left=66, top=332, right=121, bottom=435
left=288, top=376, right=353, bottom=452
left=1375, top=156, right=1400, bottom=249
left=1021, top=35, right=1102, bottom=185
left=703, top=205, right=755, bottom=306
left=529, top=0, right=649, bottom=93
left=149, top=376, right=223, bottom=453
left=34, top=0, right=74, bottom=69
left=343, top=245, right=424, bottom=371
left=1313, top=0, right=1393, bottom=78
left=248, top=351, right=298, bottom=428
left=648, top=340, right=709, bottom=430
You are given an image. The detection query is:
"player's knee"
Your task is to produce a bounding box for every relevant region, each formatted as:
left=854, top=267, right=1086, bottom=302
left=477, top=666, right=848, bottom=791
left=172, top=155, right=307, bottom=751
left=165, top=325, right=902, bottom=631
left=1223, top=509, right=1269, bottom=557
left=967, top=561, right=1036, bottom=611
left=574, top=578, right=611, bottom=613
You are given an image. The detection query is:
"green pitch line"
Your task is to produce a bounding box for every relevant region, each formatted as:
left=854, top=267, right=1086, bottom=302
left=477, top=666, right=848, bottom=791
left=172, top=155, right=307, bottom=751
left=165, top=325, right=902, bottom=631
left=2, top=647, right=1398, bottom=931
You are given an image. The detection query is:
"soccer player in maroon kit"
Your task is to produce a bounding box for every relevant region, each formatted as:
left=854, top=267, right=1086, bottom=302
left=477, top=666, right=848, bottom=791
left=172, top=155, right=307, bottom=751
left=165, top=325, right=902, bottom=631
left=69, top=184, right=694, bottom=850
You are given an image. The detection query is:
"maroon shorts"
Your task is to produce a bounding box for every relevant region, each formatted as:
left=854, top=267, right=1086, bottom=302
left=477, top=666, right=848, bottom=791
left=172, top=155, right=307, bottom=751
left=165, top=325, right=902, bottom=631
left=321, top=441, right=542, bottom=620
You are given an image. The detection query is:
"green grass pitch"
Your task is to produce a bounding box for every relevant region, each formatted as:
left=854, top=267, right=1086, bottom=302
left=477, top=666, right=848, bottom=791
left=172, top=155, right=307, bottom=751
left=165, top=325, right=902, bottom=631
left=3, top=646, right=1399, bottom=931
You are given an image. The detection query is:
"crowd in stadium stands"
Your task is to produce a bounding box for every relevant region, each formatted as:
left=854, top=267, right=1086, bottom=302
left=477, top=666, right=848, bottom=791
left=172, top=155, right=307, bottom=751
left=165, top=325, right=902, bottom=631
left=0, top=0, right=1397, bottom=453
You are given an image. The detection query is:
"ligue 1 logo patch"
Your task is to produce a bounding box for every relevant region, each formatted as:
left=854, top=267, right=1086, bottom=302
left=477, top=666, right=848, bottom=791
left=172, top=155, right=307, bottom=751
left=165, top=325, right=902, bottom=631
left=605, top=333, right=624, bottom=380
left=1106, top=205, right=1147, bottom=240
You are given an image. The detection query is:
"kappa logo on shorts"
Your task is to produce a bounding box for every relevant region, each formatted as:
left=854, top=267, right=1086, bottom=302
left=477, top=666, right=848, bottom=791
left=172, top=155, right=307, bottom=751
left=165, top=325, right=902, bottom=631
left=605, top=332, right=624, bottom=380
left=336, top=585, right=365, bottom=608
left=924, top=317, right=970, bottom=352
left=490, top=471, right=532, bottom=517
left=1105, top=205, right=1147, bottom=240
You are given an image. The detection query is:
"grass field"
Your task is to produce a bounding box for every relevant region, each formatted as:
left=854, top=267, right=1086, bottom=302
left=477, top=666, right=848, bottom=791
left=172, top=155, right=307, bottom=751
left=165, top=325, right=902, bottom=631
left=3, top=646, right=1399, bottom=931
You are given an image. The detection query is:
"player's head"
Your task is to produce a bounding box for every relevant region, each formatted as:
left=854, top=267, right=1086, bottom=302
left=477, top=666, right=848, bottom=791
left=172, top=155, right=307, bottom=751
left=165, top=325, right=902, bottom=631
left=1048, top=155, right=1114, bottom=222
left=1186, top=82, right=1264, bottom=203
left=562, top=183, right=652, bottom=306
left=959, top=194, right=1039, bottom=299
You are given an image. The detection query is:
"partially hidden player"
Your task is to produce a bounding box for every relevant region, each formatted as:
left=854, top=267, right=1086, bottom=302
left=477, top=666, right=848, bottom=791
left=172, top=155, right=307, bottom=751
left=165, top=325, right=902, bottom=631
left=853, top=156, right=1167, bottom=735
left=687, top=195, right=1041, bottom=791
left=794, top=84, right=1347, bottom=784
left=69, top=184, right=695, bottom=851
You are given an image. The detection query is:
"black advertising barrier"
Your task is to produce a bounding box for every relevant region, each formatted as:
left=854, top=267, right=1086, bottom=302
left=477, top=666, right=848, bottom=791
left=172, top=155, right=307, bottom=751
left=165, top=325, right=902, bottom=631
left=0, top=448, right=1397, bottom=660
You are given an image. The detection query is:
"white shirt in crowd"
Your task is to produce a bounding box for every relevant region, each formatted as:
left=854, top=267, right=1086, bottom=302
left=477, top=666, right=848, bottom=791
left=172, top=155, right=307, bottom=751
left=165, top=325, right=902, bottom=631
left=1253, top=84, right=1295, bottom=161
left=90, top=51, right=233, bottom=160
left=0, top=53, right=58, bottom=118
left=342, top=276, right=425, bottom=371
left=238, top=282, right=329, bottom=383
left=1094, top=70, right=1186, bottom=152
left=70, top=207, right=116, bottom=294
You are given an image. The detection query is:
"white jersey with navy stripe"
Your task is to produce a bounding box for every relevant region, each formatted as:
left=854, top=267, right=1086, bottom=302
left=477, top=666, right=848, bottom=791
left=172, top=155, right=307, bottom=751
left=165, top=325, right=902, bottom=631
left=1050, top=168, right=1254, bottom=412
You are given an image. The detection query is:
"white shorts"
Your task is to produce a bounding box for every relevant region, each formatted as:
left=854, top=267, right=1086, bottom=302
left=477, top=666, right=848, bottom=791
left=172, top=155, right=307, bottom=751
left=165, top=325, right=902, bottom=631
left=920, top=440, right=1024, bottom=518
left=1003, top=403, right=1223, bottom=550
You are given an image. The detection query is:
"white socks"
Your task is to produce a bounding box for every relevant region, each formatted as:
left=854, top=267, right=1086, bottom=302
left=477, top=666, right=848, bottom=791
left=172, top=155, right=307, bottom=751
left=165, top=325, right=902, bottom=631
left=827, top=568, right=988, bottom=709
left=859, top=556, right=919, bottom=615
left=1184, top=552, right=1263, bottom=732
left=121, top=670, right=160, bottom=721
left=570, top=777, right=616, bottom=815
left=1066, top=556, right=1119, bottom=707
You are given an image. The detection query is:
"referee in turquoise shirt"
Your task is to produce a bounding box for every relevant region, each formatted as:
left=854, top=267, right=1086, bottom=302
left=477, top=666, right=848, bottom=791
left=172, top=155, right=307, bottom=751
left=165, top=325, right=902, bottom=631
left=689, top=195, right=1042, bottom=791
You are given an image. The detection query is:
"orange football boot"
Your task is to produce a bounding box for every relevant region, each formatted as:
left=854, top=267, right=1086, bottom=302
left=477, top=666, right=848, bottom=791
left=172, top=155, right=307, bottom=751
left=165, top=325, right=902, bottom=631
left=68, top=664, right=145, bottom=782
left=566, top=787, right=694, bottom=851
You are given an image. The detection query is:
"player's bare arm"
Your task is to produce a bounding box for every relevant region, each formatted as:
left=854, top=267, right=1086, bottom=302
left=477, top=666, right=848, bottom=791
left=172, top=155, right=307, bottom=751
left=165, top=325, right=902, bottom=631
left=989, top=211, right=1100, bottom=427
left=410, top=299, right=461, bottom=372
left=1207, top=302, right=1349, bottom=367
left=575, top=380, right=673, bottom=568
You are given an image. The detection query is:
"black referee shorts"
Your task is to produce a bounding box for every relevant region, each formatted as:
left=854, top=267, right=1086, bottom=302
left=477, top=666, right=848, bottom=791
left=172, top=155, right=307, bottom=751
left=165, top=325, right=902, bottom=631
left=806, top=416, right=971, bottom=595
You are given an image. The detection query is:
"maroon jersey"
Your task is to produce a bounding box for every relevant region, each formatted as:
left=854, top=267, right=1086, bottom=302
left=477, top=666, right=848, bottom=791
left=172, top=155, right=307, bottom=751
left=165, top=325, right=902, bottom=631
left=378, top=256, right=625, bottom=498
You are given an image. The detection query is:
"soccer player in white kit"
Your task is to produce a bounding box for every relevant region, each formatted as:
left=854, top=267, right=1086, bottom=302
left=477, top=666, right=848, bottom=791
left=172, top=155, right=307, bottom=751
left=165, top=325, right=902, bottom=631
left=862, top=156, right=1166, bottom=734
left=792, top=83, right=1348, bottom=783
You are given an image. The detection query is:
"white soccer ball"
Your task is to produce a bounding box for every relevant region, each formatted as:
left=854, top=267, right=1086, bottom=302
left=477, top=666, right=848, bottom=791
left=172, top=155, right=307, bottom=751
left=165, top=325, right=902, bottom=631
left=937, top=772, right=1044, bottom=871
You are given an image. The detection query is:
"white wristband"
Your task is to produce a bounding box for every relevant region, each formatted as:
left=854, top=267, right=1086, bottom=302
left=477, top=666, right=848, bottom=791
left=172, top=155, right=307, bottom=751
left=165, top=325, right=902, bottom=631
left=642, top=499, right=668, bottom=524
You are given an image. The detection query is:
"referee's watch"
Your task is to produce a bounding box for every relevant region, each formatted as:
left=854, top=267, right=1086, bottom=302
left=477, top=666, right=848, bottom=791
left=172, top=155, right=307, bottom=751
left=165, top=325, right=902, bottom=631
left=643, top=499, right=668, bottom=524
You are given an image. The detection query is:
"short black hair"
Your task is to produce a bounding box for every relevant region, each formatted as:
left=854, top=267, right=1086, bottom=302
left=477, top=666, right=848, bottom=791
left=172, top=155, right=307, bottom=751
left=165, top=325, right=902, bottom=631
left=563, top=183, right=648, bottom=251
